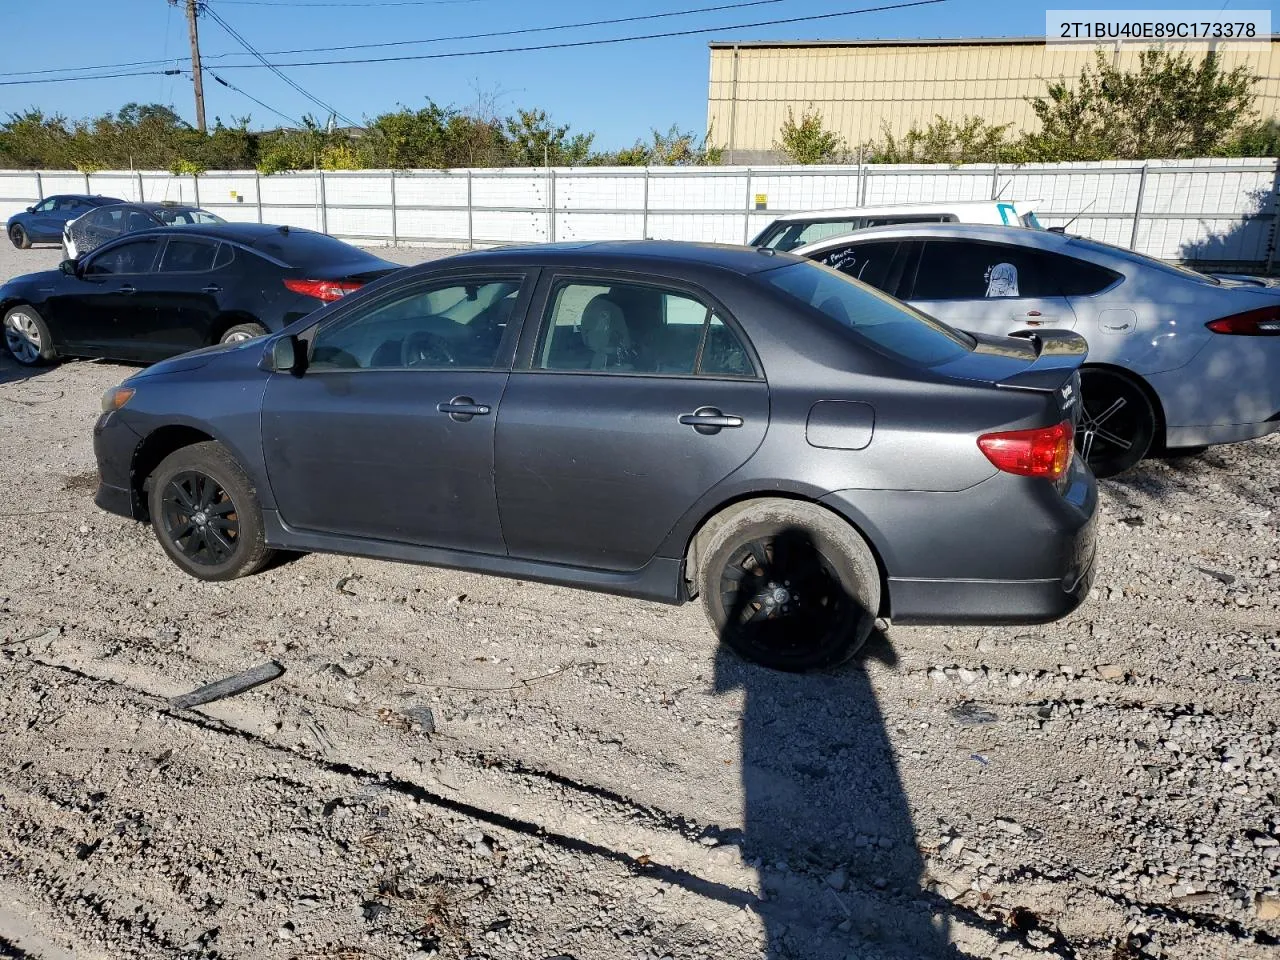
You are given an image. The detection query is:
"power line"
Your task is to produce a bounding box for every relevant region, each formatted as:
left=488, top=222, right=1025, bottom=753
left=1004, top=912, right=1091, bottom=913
left=210, top=0, right=950, bottom=70
left=0, top=69, right=176, bottom=87
left=207, top=70, right=302, bottom=125
left=201, top=4, right=362, bottom=127
left=0, top=0, right=792, bottom=77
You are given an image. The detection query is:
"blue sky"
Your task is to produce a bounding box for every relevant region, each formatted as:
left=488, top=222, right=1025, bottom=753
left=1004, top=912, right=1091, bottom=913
left=1, top=0, right=1273, bottom=147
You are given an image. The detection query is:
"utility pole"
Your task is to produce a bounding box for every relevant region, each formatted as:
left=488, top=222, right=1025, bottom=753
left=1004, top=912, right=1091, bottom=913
left=176, top=0, right=207, bottom=132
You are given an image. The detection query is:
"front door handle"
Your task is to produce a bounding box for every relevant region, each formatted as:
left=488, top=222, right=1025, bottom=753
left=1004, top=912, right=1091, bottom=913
left=437, top=395, right=491, bottom=422
left=118, top=284, right=136, bottom=295
left=202, top=284, right=221, bottom=294
left=679, top=406, right=744, bottom=435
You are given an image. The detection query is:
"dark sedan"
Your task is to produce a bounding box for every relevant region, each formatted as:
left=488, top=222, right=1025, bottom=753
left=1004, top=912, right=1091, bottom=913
left=63, top=202, right=226, bottom=259
left=93, top=241, right=1097, bottom=671
left=1, top=223, right=400, bottom=365
left=7, top=194, right=123, bottom=248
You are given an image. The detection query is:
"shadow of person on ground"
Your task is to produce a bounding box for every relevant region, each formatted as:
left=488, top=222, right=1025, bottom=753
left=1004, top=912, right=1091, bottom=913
left=713, top=525, right=957, bottom=958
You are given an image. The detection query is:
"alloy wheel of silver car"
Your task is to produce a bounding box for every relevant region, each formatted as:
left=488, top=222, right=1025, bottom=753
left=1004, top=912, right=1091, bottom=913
left=1075, top=368, right=1156, bottom=478
left=3, top=309, right=43, bottom=364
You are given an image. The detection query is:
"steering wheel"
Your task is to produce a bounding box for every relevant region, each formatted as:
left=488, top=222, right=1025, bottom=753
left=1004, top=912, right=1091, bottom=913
left=401, top=330, right=455, bottom=368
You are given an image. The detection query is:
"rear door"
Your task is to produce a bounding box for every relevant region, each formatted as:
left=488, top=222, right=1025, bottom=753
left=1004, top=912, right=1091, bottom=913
left=150, top=236, right=230, bottom=353
left=494, top=271, right=768, bottom=571
left=900, top=239, right=1077, bottom=335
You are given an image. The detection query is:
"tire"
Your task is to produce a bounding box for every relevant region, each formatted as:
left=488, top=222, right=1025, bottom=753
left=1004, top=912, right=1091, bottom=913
left=9, top=224, right=30, bottom=249
left=219, top=322, right=268, bottom=345
left=697, top=498, right=880, bottom=672
left=3, top=305, right=57, bottom=366
left=1075, top=368, right=1157, bottom=478
left=147, top=441, right=275, bottom=582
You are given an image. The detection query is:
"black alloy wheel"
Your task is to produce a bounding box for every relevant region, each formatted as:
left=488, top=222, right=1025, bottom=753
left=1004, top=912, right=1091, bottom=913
left=9, top=224, right=29, bottom=249
left=1075, top=368, right=1156, bottom=478
left=159, top=471, right=241, bottom=566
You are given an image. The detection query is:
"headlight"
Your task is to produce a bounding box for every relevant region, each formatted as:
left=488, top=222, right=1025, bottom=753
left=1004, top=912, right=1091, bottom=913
left=100, top=386, right=135, bottom=413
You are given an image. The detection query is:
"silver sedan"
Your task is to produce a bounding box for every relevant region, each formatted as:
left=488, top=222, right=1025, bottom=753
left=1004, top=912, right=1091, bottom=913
left=796, top=223, right=1280, bottom=476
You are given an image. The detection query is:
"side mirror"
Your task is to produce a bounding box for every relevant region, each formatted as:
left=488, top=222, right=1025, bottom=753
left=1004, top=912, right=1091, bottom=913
left=59, top=259, right=79, bottom=277
left=263, top=335, right=303, bottom=375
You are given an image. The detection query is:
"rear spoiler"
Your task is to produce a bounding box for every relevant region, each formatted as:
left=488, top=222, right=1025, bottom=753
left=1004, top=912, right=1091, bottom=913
left=998, top=329, right=1088, bottom=392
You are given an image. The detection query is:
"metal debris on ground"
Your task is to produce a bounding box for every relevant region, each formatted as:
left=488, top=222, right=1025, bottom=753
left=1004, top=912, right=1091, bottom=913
left=169, top=660, right=285, bottom=710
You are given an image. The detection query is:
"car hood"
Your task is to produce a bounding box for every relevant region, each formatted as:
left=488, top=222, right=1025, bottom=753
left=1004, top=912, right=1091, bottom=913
left=0, top=269, right=62, bottom=294
left=125, top=336, right=265, bottom=382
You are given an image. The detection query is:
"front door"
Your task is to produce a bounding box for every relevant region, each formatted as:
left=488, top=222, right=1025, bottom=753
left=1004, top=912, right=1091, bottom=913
left=261, top=272, right=532, bottom=553
left=495, top=273, right=769, bottom=571
left=901, top=239, right=1077, bottom=336
left=47, top=236, right=164, bottom=359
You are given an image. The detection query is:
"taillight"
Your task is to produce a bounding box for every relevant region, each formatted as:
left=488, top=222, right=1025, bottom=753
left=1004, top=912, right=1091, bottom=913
left=978, top=419, right=1073, bottom=480
left=1206, top=306, right=1280, bottom=335
left=284, top=278, right=363, bottom=302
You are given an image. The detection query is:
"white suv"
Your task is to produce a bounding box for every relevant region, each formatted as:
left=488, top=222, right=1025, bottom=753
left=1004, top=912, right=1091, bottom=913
left=750, top=200, right=1042, bottom=252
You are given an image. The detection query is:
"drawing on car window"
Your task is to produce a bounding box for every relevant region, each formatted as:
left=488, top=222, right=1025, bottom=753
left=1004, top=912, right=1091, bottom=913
left=985, top=262, right=1019, bottom=297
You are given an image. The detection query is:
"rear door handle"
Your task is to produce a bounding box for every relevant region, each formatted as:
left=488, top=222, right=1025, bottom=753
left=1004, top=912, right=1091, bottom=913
left=118, top=284, right=136, bottom=295
left=202, top=284, right=221, bottom=294
left=437, top=395, right=491, bottom=422
left=679, top=406, right=744, bottom=434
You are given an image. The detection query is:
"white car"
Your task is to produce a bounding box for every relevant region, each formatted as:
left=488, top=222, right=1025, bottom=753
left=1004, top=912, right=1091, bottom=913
left=750, top=200, right=1042, bottom=252
left=796, top=223, right=1280, bottom=476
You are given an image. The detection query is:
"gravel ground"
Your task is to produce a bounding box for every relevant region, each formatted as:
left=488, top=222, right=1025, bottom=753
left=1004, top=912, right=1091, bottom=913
left=1, top=239, right=1279, bottom=960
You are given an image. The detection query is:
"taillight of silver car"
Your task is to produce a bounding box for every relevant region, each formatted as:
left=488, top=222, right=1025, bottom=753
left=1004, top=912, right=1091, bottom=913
left=977, top=420, right=1074, bottom=480
left=1206, top=306, right=1280, bottom=335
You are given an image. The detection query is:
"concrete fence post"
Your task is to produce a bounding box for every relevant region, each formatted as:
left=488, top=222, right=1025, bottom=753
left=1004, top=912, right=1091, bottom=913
left=34, top=171, right=43, bottom=201
left=990, top=164, right=1000, bottom=200
left=742, top=168, right=753, bottom=244
left=318, top=170, right=329, bottom=235
left=467, top=170, right=474, bottom=249
left=641, top=167, right=650, bottom=240
left=191, top=173, right=199, bottom=209
left=1129, top=164, right=1149, bottom=251
left=83, top=171, right=91, bottom=194
left=389, top=169, right=398, bottom=247
left=255, top=171, right=264, bottom=223
left=137, top=170, right=146, bottom=203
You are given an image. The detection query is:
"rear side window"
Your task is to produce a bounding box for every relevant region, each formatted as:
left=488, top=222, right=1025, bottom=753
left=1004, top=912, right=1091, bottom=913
left=761, top=261, right=972, bottom=367
left=813, top=240, right=899, bottom=292
left=158, top=238, right=219, bottom=273
left=537, top=280, right=755, bottom=378
left=909, top=240, right=1058, bottom=300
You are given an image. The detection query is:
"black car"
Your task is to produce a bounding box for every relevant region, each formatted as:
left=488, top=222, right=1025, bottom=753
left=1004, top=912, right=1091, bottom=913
left=63, top=202, right=227, bottom=258
left=1, top=223, right=400, bottom=365
left=92, top=241, right=1098, bottom=672
left=7, top=194, right=123, bottom=248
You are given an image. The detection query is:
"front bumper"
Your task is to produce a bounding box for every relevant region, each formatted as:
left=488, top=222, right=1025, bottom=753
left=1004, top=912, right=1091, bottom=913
left=820, top=456, right=1097, bottom=626
left=92, top=410, right=142, bottom=519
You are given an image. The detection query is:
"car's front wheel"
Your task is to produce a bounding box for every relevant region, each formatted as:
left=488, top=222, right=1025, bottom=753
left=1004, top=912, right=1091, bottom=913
left=3, top=305, right=56, bottom=365
left=697, top=499, right=880, bottom=671
left=1076, top=368, right=1156, bottom=478
left=9, top=224, right=30, bottom=249
left=147, top=442, right=275, bottom=581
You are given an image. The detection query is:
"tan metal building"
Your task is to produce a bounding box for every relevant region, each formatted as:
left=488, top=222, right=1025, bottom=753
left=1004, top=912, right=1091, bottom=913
left=707, top=37, right=1280, bottom=163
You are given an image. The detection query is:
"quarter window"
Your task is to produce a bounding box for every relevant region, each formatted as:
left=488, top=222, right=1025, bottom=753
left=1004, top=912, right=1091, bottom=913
left=83, top=238, right=162, bottom=275
left=536, top=280, right=754, bottom=378
left=310, top=278, right=522, bottom=371
left=1049, top=254, right=1121, bottom=296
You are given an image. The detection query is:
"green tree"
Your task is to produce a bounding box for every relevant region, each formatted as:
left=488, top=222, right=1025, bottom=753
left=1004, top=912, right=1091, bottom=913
left=1024, top=49, right=1259, bottom=161
left=865, top=115, right=1024, bottom=165
left=504, top=109, right=593, bottom=166
left=775, top=108, right=844, bottom=164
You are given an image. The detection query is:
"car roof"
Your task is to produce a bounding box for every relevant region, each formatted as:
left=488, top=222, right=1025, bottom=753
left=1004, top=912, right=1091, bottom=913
left=797, top=221, right=1071, bottom=254
left=767, top=200, right=1038, bottom=225
left=438, top=240, right=803, bottom=275
left=114, top=222, right=333, bottom=245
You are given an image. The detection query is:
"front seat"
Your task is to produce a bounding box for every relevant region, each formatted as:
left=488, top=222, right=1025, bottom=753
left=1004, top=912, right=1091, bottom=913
left=580, top=295, right=633, bottom=370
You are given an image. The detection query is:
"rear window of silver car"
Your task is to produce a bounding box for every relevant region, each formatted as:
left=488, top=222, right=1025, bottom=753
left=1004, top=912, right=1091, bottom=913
left=760, top=260, right=974, bottom=367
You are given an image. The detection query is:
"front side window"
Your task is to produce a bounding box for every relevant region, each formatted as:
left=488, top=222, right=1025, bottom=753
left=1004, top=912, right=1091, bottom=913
left=536, top=279, right=754, bottom=378
left=310, top=278, right=522, bottom=371
left=158, top=238, right=220, bottom=273
left=760, top=260, right=972, bottom=368
left=33, top=198, right=57, bottom=213
left=83, top=238, right=161, bottom=275
left=909, top=241, right=1057, bottom=300
left=814, top=240, right=899, bottom=293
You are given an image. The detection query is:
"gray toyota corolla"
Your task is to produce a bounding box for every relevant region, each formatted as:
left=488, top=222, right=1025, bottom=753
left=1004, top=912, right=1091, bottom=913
left=93, top=241, right=1097, bottom=671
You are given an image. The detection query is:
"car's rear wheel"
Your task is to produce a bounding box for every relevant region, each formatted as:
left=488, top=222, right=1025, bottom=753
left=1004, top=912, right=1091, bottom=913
left=147, top=442, right=275, bottom=581
left=1076, top=368, right=1156, bottom=478
left=219, top=322, right=268, bottom=345
left=9, top=224, right=30, bottom=249
left=3, top=305, right=56, bottom=366
left=697, top=499, right=880, bottom=672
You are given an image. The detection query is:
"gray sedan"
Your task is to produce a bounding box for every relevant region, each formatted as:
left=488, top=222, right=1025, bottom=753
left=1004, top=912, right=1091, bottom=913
left=91, top=242, right=1096, bottom=671
left=797, top=224, right=1280, bottom=476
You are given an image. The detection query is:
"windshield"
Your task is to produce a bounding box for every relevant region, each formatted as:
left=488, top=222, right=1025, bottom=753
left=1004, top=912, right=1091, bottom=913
left=760, top=260, right=974, bottom=367
left=1065, top=235, right=1219, bottom=284
left=1021, top=212, right=1043, bottom=229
